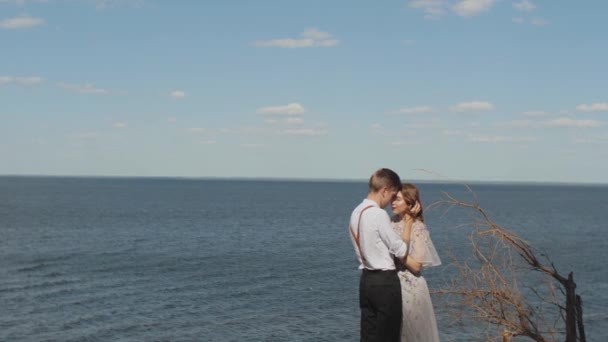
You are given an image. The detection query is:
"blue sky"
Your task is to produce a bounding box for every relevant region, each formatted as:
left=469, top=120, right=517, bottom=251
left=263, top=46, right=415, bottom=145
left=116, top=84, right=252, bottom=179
left=1, top=0, right=607, bottom=183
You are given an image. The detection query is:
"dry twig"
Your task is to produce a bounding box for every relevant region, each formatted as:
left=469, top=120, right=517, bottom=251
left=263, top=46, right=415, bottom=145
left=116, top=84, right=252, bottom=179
left=433, top=189, right=585, bottom=342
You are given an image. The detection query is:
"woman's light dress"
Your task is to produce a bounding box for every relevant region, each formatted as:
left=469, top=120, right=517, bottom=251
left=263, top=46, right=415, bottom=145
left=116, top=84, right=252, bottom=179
left=393, top=220, right=442, bottom=342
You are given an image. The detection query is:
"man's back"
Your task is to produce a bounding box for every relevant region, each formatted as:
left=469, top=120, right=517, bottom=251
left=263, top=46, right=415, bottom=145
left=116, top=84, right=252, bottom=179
left=352, top=168, right=406, bottom=342
left=350, top=199, right=407, bottom=271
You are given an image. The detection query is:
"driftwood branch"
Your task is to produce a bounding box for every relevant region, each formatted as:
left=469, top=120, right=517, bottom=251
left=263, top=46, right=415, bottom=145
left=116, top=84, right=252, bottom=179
left=434, top=190, right=585, bottom=342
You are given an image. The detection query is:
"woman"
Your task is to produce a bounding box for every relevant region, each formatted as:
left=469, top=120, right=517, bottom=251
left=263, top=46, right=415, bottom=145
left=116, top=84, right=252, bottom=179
left=391, top=183, right=441, bottom=342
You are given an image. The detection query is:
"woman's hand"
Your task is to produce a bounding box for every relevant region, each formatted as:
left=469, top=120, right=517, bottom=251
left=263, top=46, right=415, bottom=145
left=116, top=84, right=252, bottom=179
left=405, top=201, right=421, bottom=222
left=410, top=201, right=421, bottom=215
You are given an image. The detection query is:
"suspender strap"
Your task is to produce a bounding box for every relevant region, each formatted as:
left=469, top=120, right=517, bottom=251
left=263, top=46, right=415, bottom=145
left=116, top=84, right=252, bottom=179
left=350, top=205, right=374, bottom=266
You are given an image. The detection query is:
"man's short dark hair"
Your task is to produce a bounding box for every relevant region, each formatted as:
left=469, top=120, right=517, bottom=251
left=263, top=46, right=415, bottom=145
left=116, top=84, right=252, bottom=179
left=368, top=168, right=402, bottom=193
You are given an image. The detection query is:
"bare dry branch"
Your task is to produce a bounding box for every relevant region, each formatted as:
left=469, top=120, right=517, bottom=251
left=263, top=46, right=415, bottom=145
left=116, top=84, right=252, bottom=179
left=432, top=190, right=585, bottom=342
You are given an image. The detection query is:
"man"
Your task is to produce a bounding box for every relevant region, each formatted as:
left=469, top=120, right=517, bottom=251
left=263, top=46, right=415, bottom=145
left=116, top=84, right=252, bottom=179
left=349, top=168, right=411, bottom=342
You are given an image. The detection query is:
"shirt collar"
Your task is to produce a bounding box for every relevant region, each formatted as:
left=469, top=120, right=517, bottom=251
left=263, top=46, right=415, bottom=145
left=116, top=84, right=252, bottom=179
left=363, top=198, right=380, bottom=208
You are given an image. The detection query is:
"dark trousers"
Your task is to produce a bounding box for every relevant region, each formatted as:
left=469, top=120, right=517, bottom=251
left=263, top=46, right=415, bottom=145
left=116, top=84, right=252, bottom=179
left=359, top=269, right=402, bottom=342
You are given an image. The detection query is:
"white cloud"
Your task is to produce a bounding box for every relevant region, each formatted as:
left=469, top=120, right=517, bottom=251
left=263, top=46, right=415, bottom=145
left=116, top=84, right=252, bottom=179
left=241, top=143, right=265, bottom=148
left=113, top=122, right=127, bottom=129
left=512, top=15, right=547, bottom=26
left=254, top=38, right=316, bottom=48
left=16, top=76, right=44, bottom=85
left=574, top=135, right=608, bottom=144
left=521, top=110, right=549, bottom=117
left=404, top=119, right=441, bottom=129
left=265, top=117, right=305, bottom=125
left=442, top=129, right=463, bottom=136
left=370, top=123, right=387, bottom=136
left=504, top=117, right=605, bottom=128
left=167, top=117, right=177, bottom=123
left=390, top=106, right=434, bottom=115
left=0, top=15, right=44, bottom=29
left=256, top=103, right=305, bottom=116
left=0, top=76, right=44, bottom=86
left=285, top=117, right=304, bottom=124
left=450, top=101, right=495, bottom=112
left=389, top=140, right=421, bottom=146
left=252, top=28, right=338, bottom=48
left=219, top=127, right=262, bottom=135
left=408, top=0, right=448, bottom=19
left=95, top=0, right=147, bottom=10
left=58, top=83, right=108, bottom=94
left=468, top=134, right=536, bottom=143
left=301, top=28, right=331, bottom=40
left=278, top=127, right=328, bottom=136
left=0, top=0, right=49, bottom=4
left=497, top=119, right=536, bottom=128
left=409, top=0, right=496, bottom=19
left=70, top=132, right=100, bottom=140
left=531, top=17, right=547, bottom=26
left=189, top=127, right=206, bottom=134
left=170, top=90, right=186, bottom=98
left=545, top=118, right=603, bottom=128
left=2, top=0, right=147, bottom=10
left=576, top=103, right=608, bottom=112
left=453, top=0, right=495, bottom=18
left=574, top=138, right=608, bottom=145
left=371, top=123, right=406, bottom=136
left=513, top=0, right=536, bottom=12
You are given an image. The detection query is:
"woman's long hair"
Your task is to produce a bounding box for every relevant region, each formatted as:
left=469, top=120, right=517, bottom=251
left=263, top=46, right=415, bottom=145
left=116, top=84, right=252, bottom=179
left=400, top=183, right=424, bottom=222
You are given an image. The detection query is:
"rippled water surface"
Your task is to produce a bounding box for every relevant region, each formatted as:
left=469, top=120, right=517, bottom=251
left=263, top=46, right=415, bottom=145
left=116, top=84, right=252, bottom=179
left=1, top=177, right=606, bottom=341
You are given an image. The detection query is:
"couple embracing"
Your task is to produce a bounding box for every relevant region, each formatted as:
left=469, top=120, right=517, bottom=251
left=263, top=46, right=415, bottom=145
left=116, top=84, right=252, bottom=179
left=349, top=168, right=441, bottom=342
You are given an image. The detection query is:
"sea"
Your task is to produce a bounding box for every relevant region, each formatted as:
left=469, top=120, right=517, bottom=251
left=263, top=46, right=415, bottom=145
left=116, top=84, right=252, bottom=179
left=1, top=176, right=607, bottom=341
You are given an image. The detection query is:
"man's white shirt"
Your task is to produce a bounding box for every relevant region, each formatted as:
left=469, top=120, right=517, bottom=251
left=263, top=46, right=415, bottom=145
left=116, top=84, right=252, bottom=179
left=349, top=199, right=408, bottom=270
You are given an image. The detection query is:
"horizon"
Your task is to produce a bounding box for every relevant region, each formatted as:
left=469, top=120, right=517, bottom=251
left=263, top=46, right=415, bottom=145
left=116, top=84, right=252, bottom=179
left=2, top=173, right=607, bottom=187
left=2, top=1, right=607, bottom=183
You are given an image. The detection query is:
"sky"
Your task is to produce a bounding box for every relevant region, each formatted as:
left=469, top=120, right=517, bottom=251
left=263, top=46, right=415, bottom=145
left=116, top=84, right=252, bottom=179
left=1, top=0, right=607, bottom=183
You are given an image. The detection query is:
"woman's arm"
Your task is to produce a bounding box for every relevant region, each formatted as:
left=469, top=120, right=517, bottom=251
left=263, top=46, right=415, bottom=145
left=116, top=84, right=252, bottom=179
left=400, top=218, right=423, bottom=275
left=404, top=255, right=423, bottom=276
left=400, top=218, right=413, bottom=245
left=395, top=202, right=421, bottom=265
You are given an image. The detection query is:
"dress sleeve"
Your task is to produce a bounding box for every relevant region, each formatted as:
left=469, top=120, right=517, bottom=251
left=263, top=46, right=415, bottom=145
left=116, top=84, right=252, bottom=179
left=409, top=222, right=441, bottom=268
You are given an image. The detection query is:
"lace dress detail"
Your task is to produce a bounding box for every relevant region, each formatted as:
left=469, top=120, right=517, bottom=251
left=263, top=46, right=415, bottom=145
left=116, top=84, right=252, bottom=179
left=393, top=221, right=441, bottom=342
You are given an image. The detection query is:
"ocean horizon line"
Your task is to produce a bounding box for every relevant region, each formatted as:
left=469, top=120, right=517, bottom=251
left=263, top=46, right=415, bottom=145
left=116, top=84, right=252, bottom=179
left=1, top=174, right=607, bottom=187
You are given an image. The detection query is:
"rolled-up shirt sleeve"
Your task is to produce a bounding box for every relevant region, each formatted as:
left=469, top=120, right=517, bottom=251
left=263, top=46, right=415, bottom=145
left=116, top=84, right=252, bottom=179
left=376, top=211, right=408, bottom=259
